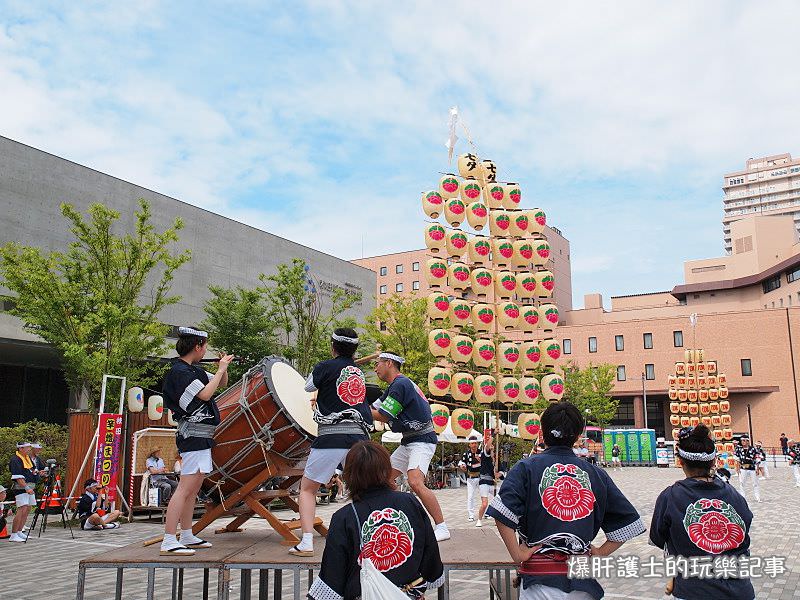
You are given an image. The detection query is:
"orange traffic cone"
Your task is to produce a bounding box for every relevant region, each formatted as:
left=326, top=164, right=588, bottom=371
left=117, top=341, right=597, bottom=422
left=0, top=522, right=8, bottom=539
left=45, top=475, right=64, bottom=514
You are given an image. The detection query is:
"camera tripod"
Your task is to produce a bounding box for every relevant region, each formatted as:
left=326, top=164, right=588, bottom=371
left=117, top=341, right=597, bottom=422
left=26, top=468, right=74, bottom=540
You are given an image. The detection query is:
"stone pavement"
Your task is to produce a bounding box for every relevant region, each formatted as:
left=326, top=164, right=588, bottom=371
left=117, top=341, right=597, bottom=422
left=1, top=465, right=798, bottom=599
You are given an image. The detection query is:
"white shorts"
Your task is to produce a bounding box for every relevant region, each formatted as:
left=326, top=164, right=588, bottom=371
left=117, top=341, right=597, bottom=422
left=82, top=517, right=101, bottom=530
left=14, top=492, right=36, bottom=507
left=612, top=457, right=621, bottom=464
left=521, top=584, right=595, bottom=600
left=479, top=484, right=495, bottom=498
left=180, top=449, right=213, bottom=475
left=390, top=442, right=436, bottom=475
left=304, top=447, right=350, bottom=484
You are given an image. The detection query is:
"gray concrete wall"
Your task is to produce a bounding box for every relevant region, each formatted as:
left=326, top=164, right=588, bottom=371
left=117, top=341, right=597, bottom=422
left=0, top=136, right=376, bottom=356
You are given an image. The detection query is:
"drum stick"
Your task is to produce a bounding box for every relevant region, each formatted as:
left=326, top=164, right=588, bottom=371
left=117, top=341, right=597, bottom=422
left=354, top=351, right=381, bottom=366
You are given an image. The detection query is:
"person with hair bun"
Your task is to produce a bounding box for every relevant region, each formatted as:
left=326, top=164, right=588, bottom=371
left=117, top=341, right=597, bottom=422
left=487, top=401, right=645, bottom=599
left=649, top=425, right=754, bottom=600
left=291, top=327, right=373, bottom=557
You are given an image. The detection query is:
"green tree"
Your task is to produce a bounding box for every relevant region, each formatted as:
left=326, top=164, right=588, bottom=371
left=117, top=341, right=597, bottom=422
left=259, top=259, right=362, bottom=376
left=200, top=285, right=278, bottom=381
left=0, top=201, right=190, bottom=410
left=564, top=362, right=619, bottom=429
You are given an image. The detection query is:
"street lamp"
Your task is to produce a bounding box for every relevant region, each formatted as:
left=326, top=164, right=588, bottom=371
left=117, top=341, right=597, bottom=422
left=640, top=372, right=649, bottom=430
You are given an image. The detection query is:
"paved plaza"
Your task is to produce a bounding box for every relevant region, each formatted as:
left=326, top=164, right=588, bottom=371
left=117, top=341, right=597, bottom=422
left=2, top=465, right=798, bottom=599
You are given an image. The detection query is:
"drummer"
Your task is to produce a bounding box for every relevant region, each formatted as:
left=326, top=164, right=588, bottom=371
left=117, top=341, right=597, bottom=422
left=160, top=327, right=233, bottom=556
left=371, top=351, right=450, bottom=542
left=290, top=327, right=372, bottom=557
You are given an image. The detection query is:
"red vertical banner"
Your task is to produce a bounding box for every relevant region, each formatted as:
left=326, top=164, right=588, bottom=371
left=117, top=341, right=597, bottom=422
left=94, top=413, right=124, bottom=503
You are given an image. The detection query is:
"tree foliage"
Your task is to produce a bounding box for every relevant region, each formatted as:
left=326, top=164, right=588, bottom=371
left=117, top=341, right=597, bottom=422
left=563, top=362, right=619, bottom=429
left=0, top=201, right=190, bottom=410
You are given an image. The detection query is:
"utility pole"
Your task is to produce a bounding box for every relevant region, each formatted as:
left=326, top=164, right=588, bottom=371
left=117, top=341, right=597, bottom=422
left=641, top=372, right=648, bottom=430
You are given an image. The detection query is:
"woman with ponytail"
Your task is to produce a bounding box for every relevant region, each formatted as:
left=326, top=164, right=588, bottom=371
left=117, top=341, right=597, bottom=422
left=649, top=425, right=754, bottom=599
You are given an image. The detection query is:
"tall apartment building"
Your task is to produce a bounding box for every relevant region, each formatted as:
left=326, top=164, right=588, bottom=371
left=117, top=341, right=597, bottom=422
left=352, top=225, right=573, bottom=312
left=722, top=153, right=800, bottom=253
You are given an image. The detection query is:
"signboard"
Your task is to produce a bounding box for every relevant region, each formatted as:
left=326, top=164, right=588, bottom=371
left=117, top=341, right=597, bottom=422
left=94, top=413, right=124, bottom=503
left=603, top=429, right=657, bottom=465
left=656, top=445, right=674, bottom=466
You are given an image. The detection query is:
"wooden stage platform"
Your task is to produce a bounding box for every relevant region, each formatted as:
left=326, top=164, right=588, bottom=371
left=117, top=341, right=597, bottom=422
left=77, top=528, right=518, bottom=600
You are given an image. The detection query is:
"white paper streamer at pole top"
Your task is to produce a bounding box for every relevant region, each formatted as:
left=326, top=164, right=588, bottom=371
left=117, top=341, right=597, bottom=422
left=445, top=106, right=459, bottom=162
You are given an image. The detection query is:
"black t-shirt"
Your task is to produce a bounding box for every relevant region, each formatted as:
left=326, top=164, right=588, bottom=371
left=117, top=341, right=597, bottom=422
left=377, top=375, right=437, bottom=446
left=612, top=447, right=620, bottom=457
left=163, top=359, right=220, bottom=453
left=479, top=447, right=495, bottom=485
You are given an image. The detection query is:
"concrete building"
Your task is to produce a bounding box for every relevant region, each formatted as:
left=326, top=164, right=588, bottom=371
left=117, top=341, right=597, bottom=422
left=560, top=215, right=800, bottom=446
left=352, top=225, right=573, bottom=312
left=0, top=136, right=375, bottom=425
left=722, top=153, right=800, bottom=253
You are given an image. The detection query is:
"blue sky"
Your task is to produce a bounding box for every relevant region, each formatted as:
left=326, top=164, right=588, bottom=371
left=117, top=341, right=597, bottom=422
left=2, top=2, right=800, bottom=307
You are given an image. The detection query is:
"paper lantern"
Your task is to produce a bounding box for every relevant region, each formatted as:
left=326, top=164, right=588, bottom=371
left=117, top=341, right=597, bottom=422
left=473, top=339, right=496, bottom=368
left=707, top=375, right=717, bottom=387
left=724, top=442, right=735, bottom=454
left=718, top=386, right=729, bottom=399
left=678, top=390, right=688, bottom=402
left=686, top=362, right=696, bottom=375
left=460, top=178, right=483, bottom=203
left=470, top=268, right=493, bottom=297
left=539, top=339, right=562, bottom=366
left=519, top=377, right=541, bottom=404
left=489, top=210, right=512, bottom=236
left=472, top=303, right=495, bottom=332
left=697, top=361, right=707, bottom=374
left=534, top=271, right=555, bottom=297
left=499, top=377, right=520, bottom=404
left=722, top=427, right=732, bottom=440
left=725, top=456, right=736, bottom=468
left=675, top=362, right=686, bottom=375
left=127, top=386, right=144, bottom=413
left=421, top=190, right=444, bottom=218
left=539, top=304, right=559, bottom=329
left=451, top=335, right=474, bottom=362
left=707, top=361, right=718, bottom=375
left=669, top=401, right=680, bottom=413
left=468, top=237, right=491, bottom=265
left=439, top=175, right=460, bottom=199
left=669, top=414, right=680, bottom=426
left=688, top=402, right=699, bottom=415
left=466, top=202, right=488, bottom=230
left=668, top=388, right=678, bottom=400
left=427, top=293, right=450, bottom=320
left=718, top=373, right=727, bottom=385
left=700, top=402, right=711, bottom=415
left=677, top=375, right=687, bottom=389
left=688, top=389, right=698, bottom=402
left=520, top=342, right=542, bottom=370
left=721, top=414, right=732, bottom=427
left=672, top=428, right=680, bottom=441
left=541, top=374, right=565, bottom=401
left=517, top=272, right=537, bottom=299
left=687, top=375, right=697, bottom=389
left=425, top=259, right=448, bottom=288
left=494, top=270, right=518, bottom=299
left=451, top=408, right=475, bottom=437
left=448, top=262, right=471, bottom=289
left=148, top=395, right=164, bottom=421
left=492, top=238, right=515, bottom=268
left=679, top=401, right=689, bottom=413
left=510, top=212, right=531, bottom=237
left=474, top=375, right=497, bottom=404
left=446, top=230, right=469, bottom=257
left=449, top=301, right=471, bottom=329
left=498, top=301, right=520, bottom=330
left=451, top=372, right=475, bottom=402
left=529, top=208, right=546, bottom=233
left=518, top=413, right=537, bottom=440
left=167, top=410, right=178, bottom=426
left=444, top=198, right=466, bottom=227
left=520, top=305, right=540, bottom=332
left=708, top=387, right=719, bottom=401
left=503, top=182, right=522, bottom=209
left=690, top=417, right=700, bottom=427
left=667, top=374, right=677, bottom=387
left=512, top=240, right=534, bottom=268
left=430, top=404, right=450, bottom=434
left=428, top=329, right=452, bottom=357
left=427, top=367, right=452, bottom=397
left=483, top=182, right=505, bottom=209
left=530, top=242, right=548, bottom=268
left=424, top=223, right=447, bottom=253
left=719, top=399, right=730, bottom=412
left=709, top=401, right=720, bottom=414
left=698, top=389, right=709, bottom=402
left=479, top=159, right=497, bottom=184
left=701, top=416, right=712, bottom=428
left=680, top=416, right=691, bottom=427
left=457, top=153, right=481, bottom=179
left=497, top=341, right=520, bottom=370
left=684, top=349, right=695, bottom=364
left=696, top=349, right=706, bottom=362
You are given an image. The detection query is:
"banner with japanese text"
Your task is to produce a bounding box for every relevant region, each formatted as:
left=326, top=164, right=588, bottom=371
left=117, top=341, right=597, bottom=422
left=94, top=413, right=124, bottom=503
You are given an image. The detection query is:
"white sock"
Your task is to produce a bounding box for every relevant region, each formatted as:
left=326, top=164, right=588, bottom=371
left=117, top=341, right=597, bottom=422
left=296, top=533, right=313, bottom=550
left=162, top=533, right=179, bottom=547
left=181, top=531, right=202, bottom=544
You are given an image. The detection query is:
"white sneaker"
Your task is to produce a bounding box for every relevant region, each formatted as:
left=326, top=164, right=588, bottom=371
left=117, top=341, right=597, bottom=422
left=475, top=519, right=482, bottom=528
left=16, top=531, right=28, bottom=540
left=758, top=477, right=765, bottom=480
left=434, top=523, right=451, bottom=542
left=8, top=533, right=25, bottom=543
left=467, top=516, right=475, bottom=522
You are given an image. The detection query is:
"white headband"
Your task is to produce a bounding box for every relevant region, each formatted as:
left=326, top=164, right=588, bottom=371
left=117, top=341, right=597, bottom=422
left=17, top=442, right=31, bottom=448
left=179, top=326, right=208, bottom=338
left=677, top=448, right=716, bottom=461
left=331, top=333, right=359, bottom=344
left=31, top=443, right=42, bottom=449
left=379, top=352, right=405, bottom=365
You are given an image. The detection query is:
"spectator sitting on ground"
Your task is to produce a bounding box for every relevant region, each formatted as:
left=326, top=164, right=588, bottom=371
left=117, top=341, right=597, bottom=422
left=77, top=479, right=121, bottom=530
left=146, top=448, right=178, bottom=505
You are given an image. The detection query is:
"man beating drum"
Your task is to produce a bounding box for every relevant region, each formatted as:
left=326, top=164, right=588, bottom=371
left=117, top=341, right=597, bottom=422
left=371, top=351, right=451, bottom=542
left=160, top=327, right=233, bottom=556
left=290, top=328, right=373, bottom=557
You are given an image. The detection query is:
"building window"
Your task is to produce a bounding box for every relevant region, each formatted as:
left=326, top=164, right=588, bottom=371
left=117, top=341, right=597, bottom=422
left=615, top=335, right=624, bottom=351
left=379, top=285, right=387, bottom=294
left=395, top=283, right=403, bottom=292
left=643, top=333, right=653, bottom=349
left=412, top=262, right=420, bottom=272
left=379, top=266, right=387, bottom=276
left=396, top=264, right=403, bottom=274
left=563, top=339, right=572, bottom=355
left=645, top=364, right=655, bottom=380
left=588, top=337, right=597, bottom=353
left=762, top=274, right=781, bottom=294
left=787, top=265, right=800, bottom=283
left=673, top=330, right=684, bottom=347
left=616, top=365, right=626, bottom=381
left=379, top=321, right=387, bottom=331
left=412, top=280, right=420, bottom=291
left=741, top=358, right=752, bottom=376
